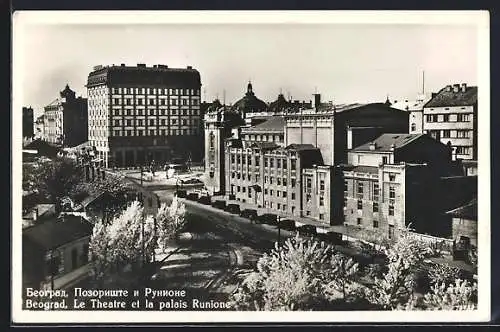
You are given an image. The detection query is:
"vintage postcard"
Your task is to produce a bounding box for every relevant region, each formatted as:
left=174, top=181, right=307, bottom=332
left=11, top=10, right=490, bottom=323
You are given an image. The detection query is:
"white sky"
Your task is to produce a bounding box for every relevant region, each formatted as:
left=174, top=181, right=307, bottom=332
left=14, top=13, right=481, bottom=118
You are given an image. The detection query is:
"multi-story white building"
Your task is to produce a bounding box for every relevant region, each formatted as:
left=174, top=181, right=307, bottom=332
left=86, top=63, right=202, bottom=168
left=423, top=83, right=477, bottom=160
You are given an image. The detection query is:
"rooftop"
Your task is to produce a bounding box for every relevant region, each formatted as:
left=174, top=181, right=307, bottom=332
left=347, top=165, right=379, bottom=174
left=285, top=143, right=318, bottom=151
left=425, top=84, right=477, bottom=108
left=23, top=214, right=93, bottom=250
left=446, top=199, right=477, bottom=220
left=352, top=133, right=425, bottom=152
left=242, top=116, right=285, bottom=133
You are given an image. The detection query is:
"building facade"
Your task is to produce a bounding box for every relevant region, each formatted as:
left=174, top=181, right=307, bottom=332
left=43, top=85, right=88, bottom=147
left=86, top=63, right=202, bottom=168
left=284, top=95, right=409, bottom=166
left=23, top=106, right=34, bottom=138
left=423, top=83, right=478, bottom=160
left=203, top=100, right=245, bottom=195
left=34, top=115, right=45, bottom=139
left=342, top=133, right=454, bottom=240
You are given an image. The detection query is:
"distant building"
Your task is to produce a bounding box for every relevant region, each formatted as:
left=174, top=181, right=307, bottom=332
left=22, top=106, right=34, bottom=139
left=423, top=83, right=478, bottom=160
left=230, top=82, right=268, bottom=118
left=22, top=214, right=93, bottom=290
left=342, top=133, right=455, bottom=240
left=240, top=116, right=286, bottom=147
left=388, top=93, right=433, bottom=134
left=284, top=95, right=410, bottom=165
left=43, top=85, right=88, bottom=147
left=86, top=63, right=202, bottom=168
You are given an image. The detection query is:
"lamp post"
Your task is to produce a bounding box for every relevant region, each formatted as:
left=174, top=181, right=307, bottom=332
left=277, top=215, right=281, bottom=247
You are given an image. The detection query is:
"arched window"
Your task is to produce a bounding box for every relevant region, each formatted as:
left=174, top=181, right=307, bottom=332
left=411, top=123, right=416, bottom=132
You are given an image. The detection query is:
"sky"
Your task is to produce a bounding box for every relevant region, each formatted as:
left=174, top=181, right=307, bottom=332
left=14, top=16, right=480, bottom=118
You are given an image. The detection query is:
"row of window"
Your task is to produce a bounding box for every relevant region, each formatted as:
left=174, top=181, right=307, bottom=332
left=229, top=154, right=297, bottom=169
left=110, top=128, right=197, bottom=137
left=243, top=134, right=284, bottom=143
left=112, top=109, right=199, bottom=117
left=348, top=198, right=394, bottom=215
left=110, top=98, right=199, bottom=106
left=108, top=87, right=200, bottom=96
left=425, top=113, right=471, bottom=123
left=109, top=118, right=197, bottom=127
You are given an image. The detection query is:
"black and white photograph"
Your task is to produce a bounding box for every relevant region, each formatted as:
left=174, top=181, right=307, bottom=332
left=11, top=10, right=490, bottom=323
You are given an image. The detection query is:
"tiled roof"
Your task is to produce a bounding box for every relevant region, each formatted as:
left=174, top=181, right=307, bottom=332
left=23, top=214, right=93, bottom=250
left=285, top=143, right=318, bottom=151
left=352, top=133, right=425, bottom=152
left=242, top=116, right=285, bottom=133
left=446, top=199, right=477, bottom=220
left=424, top=85, right=477, bottom=108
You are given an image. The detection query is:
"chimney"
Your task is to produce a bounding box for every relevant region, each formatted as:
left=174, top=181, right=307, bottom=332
left=137, top=63, right=146, bottom=67
left=121, top=63, right=125, bottom=67
left=187, top=66, right=192, bottom=69
left=453, top=84, right=460, bottom=93
left=369, top=142, right=377, bottom=151
left=461, top=83, right=467, bottom=92
left=312, top=94, right=321, bottom=109
left=446, top=85, right=452, bottom=92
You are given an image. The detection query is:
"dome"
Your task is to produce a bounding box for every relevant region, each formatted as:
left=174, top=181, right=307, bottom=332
left=230, top=82, right=268, bottom=117
left=268, top=93, right=291, bottom=113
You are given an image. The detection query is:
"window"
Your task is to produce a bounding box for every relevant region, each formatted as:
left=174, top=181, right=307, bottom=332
left=389, top=186, right=395, bottom=199
left=242, top=187, right=246, bottom=193
left=283, top=160, right=287, bottom=169
left=389, top=204, right=395, bottom=216
left=357, top=182, right=363, bottom=194
left=426, top=114, right=438, bottom=122
left=291, top=159, right=296, bottom=169
left=373, top=219, right=379, bottom=228
left=457, top=114, right=470, bottom=122
left=277, top=159, right=281, bottom=168
left=248, top=188, right=252, bottom=198
left=306, top=211, right=311, bottom=216
left=277, top=178, right=281, bottom=185
left=456, top=146, right=470, bottom=155
left=270, top=189, right=273, bottom=196
left=127, top=130, right=132, bottom=136
left=306, top=193, right=311, bottom=202
left=357, top=218, right=362, bottom=225
left=443, top=114, right=450, bottom=122
left=277, top=203, right=281, bottom=210
left=411, top=123, right=416, bottom=132
left=264, top=188, right=268, bottom=195
left=306, top=178, right=312, bottom=189
left=320, top=180, right=325, bottom=191
left=264, top=158, right=268, bottom=167
left=382, top=156, right=388, bottom=164
left=264, top=176, right=268, bottom=184
left=388, top=174, right=396, bottom=182
left=283, top=191, right=287, bottom=198
left=442, top=130, right=451, bottom=138
left=291, top=179, right=296, bottom=188
left=357, top=200, right=363, bottom=210
left=373, top=183, right=379, bottom=200
left=291, top=192, right=296, bottom=200
left=388, top=225, right=395, bottom=239
left=277, top=191, right=280, bottom=197
left=319, top=196, right=324, bottom=206
left=270, top=177, right=273, bottom=184
left=373, top=201, right=379, bottom=212
left=237, top=186, right=240, bottom=192
left=149, top=130, right=154, bottom=136
left=457, top=130, right=470, bottom=138
left=255, top=157, right=260, bottom=166
left=283, top=178, right=287, bottom=186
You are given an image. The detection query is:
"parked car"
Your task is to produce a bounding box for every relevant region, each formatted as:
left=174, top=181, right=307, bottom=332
left=186, top=193, right=199, bottom=201
left=258, top=213, right=278, bottom=226
left=277, top=219, right=296, bottom=231
left=226, top=203, right=240, bottom=214
left=240, top=209, right=258, bottom=220
left=211, top=200, right=226, bottom=210
left=316, top=231, right=343, bottom=245
left=198, top=195, right=211, bottom=205
left=176, top=189, right=187, bottom=198
left=297, top=224, right=317, bottom=236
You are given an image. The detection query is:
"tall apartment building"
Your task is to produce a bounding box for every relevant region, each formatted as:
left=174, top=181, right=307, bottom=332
left=423, top=83, right=478, bottom=160
left=342, top=133, right=454, bottom=240
left=22, top=106, right=34, bottom=139
left=43, top=85, right=88, bottom=147
left=86, top=64, right=202, bottom=168
left=284, top=95, right=409, bottom=166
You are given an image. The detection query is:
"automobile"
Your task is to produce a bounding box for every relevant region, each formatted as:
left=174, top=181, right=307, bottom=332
left=297, top=224, right=317, bottom=236
left=211, top=200, right=226, bottom=210
left=186, top=193, right=199, bottom=201
left=277, top=219, right=296, bottom=231
left=316, top=231, right=343, bottom=245
left=258, top=213, right=278, bottom=226
left=198, top=195, right=211, bottom=205
left=175, top=189, right=187, bottom=198
left=240, top=209, right=258, bottom=220
left=225, top=203, right=240, bottom=214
